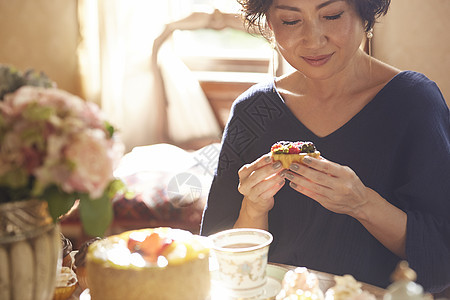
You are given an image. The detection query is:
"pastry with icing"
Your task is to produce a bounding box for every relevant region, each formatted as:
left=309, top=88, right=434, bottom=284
left=271, top=141, right=321, bottom=169
left=325, top=274, right=376, bottom=300
left=277, top=267, right=324, bottom=300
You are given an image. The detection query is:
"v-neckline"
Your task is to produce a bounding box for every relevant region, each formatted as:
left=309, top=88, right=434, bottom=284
left=271, top=71, right=406, bottom=140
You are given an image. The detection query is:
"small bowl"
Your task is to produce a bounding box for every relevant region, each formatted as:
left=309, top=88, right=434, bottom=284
left=53, top=267, right=78, bottom=300
left=53, top=284, right=77, bottom=300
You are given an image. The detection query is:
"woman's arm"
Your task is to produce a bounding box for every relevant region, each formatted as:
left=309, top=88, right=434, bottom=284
left=351, top=187, right=407, bottom=258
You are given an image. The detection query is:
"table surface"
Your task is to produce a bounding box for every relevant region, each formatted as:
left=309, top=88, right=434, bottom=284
left=69, top=262, right=387, bottom=300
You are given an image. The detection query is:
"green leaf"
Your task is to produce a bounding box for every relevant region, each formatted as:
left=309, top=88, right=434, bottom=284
left=44, top=186, right=77, bottom=222
left=104, top=121, right=115, bottom=138
left=107, top=179, right=127, bottom=198
left=79, top=194, right=113, bottom=237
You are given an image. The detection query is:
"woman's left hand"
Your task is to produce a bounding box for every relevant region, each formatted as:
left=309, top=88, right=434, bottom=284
left=286, top=155, right=407, bottom=258
left=286, top=156, right=369, bottom=217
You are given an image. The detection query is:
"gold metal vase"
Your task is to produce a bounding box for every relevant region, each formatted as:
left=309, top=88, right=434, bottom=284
left=0, top=199, right=61, bottom=300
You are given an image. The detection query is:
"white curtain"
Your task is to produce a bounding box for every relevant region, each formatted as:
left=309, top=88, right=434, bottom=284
left=159, top=45, right=221, bottom=144
left=77, top=0, right=221, bottom=151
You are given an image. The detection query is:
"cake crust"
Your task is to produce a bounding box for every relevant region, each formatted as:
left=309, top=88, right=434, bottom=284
left=86, top=228, right=211, bottom=300
left=272, top=152, right=320, bottom=169
left=88, top=256, right=210, bottom=300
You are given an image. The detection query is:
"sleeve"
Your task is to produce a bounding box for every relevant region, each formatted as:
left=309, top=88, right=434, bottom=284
left=199, top=99, right=248, bottom=236
left=394, top=79, right=450, bottom=293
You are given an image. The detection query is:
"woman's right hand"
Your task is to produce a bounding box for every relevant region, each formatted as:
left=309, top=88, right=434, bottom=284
left=234, top=153, right=286, bottom=229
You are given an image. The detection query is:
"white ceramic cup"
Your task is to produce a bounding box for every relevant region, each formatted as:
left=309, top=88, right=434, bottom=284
left=209, top=228, right=273, bottom=292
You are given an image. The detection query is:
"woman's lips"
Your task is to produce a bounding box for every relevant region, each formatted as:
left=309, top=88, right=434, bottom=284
left=302, top=53, right=333, bottom=66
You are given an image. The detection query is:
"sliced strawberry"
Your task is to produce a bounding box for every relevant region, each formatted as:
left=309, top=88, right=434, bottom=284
left=288, top=146, right=297, bottom=154
left=127, top=232, right=174, bottom=263
left=140, top=233, right=174, bottom=263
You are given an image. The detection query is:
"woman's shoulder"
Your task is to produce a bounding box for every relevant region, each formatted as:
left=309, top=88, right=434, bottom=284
left=389, top=70, right=438, bottom=89
left=230, top=78, right=278, bottom=111
left=381, top=70, right=448, bottom=119
left=379, top=69, right=445, bottom=103
left=371, top=58, right=438, bottom=93
left=235, top=78, right=275, bottom=101
left=381, top=69, right=445, bottom=99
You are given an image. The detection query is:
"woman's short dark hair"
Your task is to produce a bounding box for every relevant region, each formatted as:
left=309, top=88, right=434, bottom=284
left=237, top=0, right=391, bottom=37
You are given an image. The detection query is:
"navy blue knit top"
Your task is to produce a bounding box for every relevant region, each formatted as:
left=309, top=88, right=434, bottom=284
left=200, top=71, right=450, bottom=293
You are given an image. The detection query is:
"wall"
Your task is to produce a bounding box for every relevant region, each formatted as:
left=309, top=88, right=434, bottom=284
left=373, top=0, right=450, bottom=105
left=0, top=0, right=80, bottom=96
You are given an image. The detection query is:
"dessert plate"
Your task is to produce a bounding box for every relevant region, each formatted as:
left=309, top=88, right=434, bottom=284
left=78, top=264, right=289, bottom=300
left=210, top=264, right=288, bottom=300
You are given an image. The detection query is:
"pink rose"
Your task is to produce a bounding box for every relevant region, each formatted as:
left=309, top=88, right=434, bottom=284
left=62, top=129, right=114, bottom=198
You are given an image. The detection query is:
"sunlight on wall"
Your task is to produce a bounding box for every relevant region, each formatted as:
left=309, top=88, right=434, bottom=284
left=373, top=0, right=450, bottom=103
left=0, top=0, right=80, bottom=95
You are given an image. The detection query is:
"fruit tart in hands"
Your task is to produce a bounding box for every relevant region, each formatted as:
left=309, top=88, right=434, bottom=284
left=271, top=141, right=320, bottom=169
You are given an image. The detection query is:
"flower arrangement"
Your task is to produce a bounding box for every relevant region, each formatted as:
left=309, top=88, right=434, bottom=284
left=0, top=65, right=125, bottom=236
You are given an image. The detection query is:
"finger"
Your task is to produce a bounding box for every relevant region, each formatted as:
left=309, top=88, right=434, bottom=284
left=238, top=153, right=273, bottom=179
left=250, top=173, right=285, bottom=199
left=239, top=164, right=284, bottom=196
left=289, top=180, right=329, bottom=207
left=288, top=173, right=331, bottom=197
left=291, top=163, right=338, bottom=189
left=300, top=156, right=339, bottom=176
left=259, top=179, right=286, bottom=199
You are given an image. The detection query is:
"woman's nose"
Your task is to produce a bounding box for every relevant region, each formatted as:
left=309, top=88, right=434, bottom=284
left=301, top=22, right=326, bottom=49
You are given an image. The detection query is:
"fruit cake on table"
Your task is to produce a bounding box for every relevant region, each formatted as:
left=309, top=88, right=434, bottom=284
left=86, top=227, right=211, bottom=300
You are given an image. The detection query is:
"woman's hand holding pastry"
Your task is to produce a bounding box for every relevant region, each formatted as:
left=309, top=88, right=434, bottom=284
left=287, top=156, right=407, bottom=258
left=286, top=156, right=370, bottom=218
left=238, top=153, right=286, bottom=214
left=235, top=154, right=286, bottom=229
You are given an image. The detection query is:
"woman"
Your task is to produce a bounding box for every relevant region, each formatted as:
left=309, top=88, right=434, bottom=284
left=200, top=0, right=450, bottom=293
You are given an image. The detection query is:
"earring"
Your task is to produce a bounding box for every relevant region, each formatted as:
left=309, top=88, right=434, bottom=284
left=271, top=46, right=277, bottom=93
left=366, top=28, right=374, bottom=39
left=271, top=46, right=277, bottom=78
left=366, top=28, right=373, bottom=56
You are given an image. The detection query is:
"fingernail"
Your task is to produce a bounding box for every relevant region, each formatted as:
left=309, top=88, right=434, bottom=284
left=280, top=170, right=287, bottom=177
left=285, top=173, right=294, bottom=180
left=290, top=163, right=299, bottom=170
left=303, top=157, right=312, bottom=164
left=290, top=182, right=297, bottom=188
left=273, top=161, right=282, bottom=169
left=265, top=156, right=272, bottom=163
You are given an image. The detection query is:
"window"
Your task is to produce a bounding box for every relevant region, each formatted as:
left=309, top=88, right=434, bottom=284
left=168, top=0, right=274, bottom=83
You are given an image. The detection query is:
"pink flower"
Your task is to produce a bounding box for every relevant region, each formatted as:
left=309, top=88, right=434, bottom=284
left=0, top=68, right=125, bottom=237
left=63, top=129, right=114, bottom=199
left=1, top=85, right=123, bottom=200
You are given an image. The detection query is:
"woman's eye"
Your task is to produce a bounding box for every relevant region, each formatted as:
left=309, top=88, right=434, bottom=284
left=282, top=20, right=300, bottom=26
left=324, top=11, right=344, bottom=20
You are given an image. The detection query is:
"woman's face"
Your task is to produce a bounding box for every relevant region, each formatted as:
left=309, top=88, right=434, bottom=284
left=267, top=0, right=365, bottom=80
